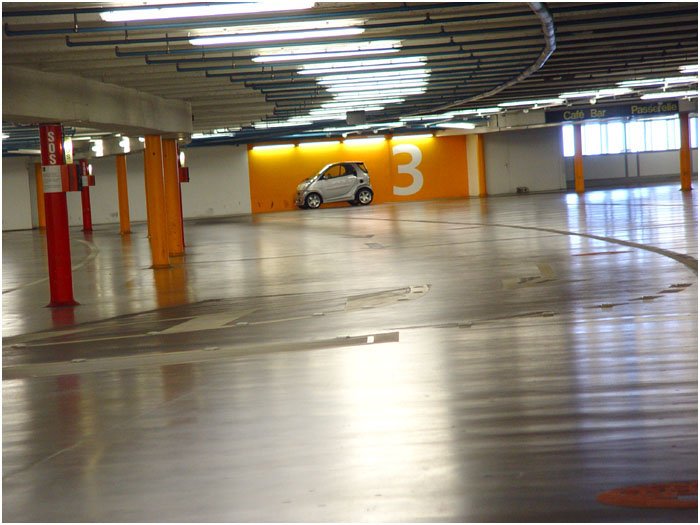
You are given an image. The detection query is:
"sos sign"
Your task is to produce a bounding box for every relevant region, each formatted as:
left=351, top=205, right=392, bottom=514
left=39, top=124, right=68, bottom=193
left=39, top=124, right=65, bottom=166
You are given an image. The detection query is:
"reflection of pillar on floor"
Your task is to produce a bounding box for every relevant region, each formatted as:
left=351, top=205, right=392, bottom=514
left=573, top=123, right=585, bottom=193
left=51, top=306, right=76, bottom=329
left=34, top=163, right=46, bottom=229
left=162, top=139, right=185, bottom=256
left=476, top=134, right=488, bottom=197
left=153, top=264, right=189, bottom=309
left=679, top=112, right=693, bottom=192
left=144, top=135, right=170, bottom=269
left=116, top=154, right=131, bottom=234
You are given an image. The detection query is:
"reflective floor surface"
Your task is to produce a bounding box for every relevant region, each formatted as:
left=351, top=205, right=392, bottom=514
left=3, top=184, right=698, bottom=522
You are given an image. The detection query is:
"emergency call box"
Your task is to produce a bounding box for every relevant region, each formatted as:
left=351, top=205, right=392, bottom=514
left=42, top=165, right=69, bottom=193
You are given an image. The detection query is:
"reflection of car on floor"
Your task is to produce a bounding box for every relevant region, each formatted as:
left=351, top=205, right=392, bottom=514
left=295, top=161, right=374, bottom=209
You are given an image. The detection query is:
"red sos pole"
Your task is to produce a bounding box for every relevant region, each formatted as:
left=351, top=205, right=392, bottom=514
left=79, top=159, right=93, bottom=232
left=39, top=124, right=78, bottom=306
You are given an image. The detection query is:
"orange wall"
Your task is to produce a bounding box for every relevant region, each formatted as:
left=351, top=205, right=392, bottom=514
left=248, top=135, right=468, bottom=213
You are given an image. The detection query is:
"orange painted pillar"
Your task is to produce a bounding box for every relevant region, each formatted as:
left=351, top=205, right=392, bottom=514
left=143, top=135, right=170, bottom=269
left=34, top=162, right=46, bottom=229
left=476, top=134, right=487, bottom=197
left=573, top=123, right=585, bottom=193
left=116, top=154, right=131, bottom=234
left=679, top=112, right=693, bottom=191
left=162, top=139, right=185, bottom=256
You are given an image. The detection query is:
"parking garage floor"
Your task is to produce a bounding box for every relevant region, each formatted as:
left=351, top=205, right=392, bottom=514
left=2, top=183, right=698, bottom=522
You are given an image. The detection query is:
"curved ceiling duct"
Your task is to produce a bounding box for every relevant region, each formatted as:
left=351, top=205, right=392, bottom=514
left=416, top=2, right=556, bottom=115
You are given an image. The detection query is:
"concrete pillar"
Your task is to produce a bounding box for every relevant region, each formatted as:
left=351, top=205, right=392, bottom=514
left=143, top=135, right=170, bottom=269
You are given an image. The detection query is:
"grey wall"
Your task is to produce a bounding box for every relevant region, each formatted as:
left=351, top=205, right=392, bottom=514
left=3, top=145, right=252, bottom=231
left=181, top=145, right=251, bottom=219
left=483, top=127, right=567, bottom=194
left=2, top=157, right=34, bottom=231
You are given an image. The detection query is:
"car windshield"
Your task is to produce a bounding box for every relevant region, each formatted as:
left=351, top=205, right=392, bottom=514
left=315, top=163, right=335, bottom=177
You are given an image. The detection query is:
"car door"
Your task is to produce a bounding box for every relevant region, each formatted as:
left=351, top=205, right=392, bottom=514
left=323, top=164, right=357, bottom=201
left=318, top=164, right=350, bottom=201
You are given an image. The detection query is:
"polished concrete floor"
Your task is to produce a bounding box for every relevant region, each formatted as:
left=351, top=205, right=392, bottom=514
left=2, top=184, right=697, bottom=522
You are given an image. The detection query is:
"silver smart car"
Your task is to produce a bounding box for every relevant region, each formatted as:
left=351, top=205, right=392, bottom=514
left=295, top=161, right=374, bottom=209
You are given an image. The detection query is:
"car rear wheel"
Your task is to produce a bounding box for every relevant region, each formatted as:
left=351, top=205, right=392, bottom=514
left=356, top=188, right=373, bottom=205
left=305, top=193, right=322, bottom=209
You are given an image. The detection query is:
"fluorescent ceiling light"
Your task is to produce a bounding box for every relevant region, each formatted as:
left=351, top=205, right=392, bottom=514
left=253, top=40, right=401, bottom=62
left=332, top=89, right=426, bottom=100
left=561, top=88, right=633, bottom=98
left=435, top=122, right=476, bottom=130
left=1, top=133, right=9, bottom=139
left=618, top=76, right=698, bottom=87
left=191, top=132, right=236, bottom=138
left=680, top=64, right=699, bottom=74
left=392, top=134, right=434, bottom=140
left=299, top=141, right=340, bottom=148
left=252, top=144, right=296, bottom=150
left=101, top=1, right=315, bottom=22
left=344, top=137, right=386, bottom=145
left=191, top=27, right=364, bottom=46
left=254, top=120, right=313, bottom=129
left=327, top=82, right=427, bottom=93
left=400, top=114, right=451, bottom=121
left=640, top=90, right=698, bottom=100
left=318, top=69, right=429, bottom=83
left=449, top=107, right=502, bottom=116
left=321, top=99, right=404, bottom=109
left=193, top=18, right=361, bottom=37
left=9, top=149, right=41, bottom=155
left=499, top=98, right=564, bottom=107
left=256, top=40, right=400, bottom=56
left=309, top=105, right=385, bottom=115
left=254, top=48, right=397, bottom=62
left=299, top=56, right=426, bottom=75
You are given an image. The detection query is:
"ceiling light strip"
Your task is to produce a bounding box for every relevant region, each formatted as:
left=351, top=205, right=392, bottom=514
left=101, top=1, right=316, bottom=22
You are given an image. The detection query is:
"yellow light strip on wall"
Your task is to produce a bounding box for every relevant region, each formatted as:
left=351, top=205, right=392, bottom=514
left=252, top=144, right=296, bottom=150
left=298, top=141, right=341, bottom=148
left=344, top=137, right=386, bottom=145
left=392, top=134, right=434, bottom=140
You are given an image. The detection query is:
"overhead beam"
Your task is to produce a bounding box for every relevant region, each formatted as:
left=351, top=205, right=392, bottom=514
left=3, top=65, right=193, bottom=135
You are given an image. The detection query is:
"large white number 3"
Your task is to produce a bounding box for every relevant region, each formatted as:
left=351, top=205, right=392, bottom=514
left=392, top=144, right=423, bottom=196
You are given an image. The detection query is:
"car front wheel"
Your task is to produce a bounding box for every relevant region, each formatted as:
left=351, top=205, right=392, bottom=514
left=356, top=188, right=373, bottom=205
left=305, top=192, right=322, bottom=209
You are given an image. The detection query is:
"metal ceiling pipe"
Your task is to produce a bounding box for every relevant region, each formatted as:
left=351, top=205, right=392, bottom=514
left=216, top=57, right=530, bottom=83
left=110, top=16, right=693, bottom=63
left=65, top=10, right=538, bottom=48
left=422, top=1, right=556, bottom=114
left=175, top=48, right=475, bottom=72
left=143, top=40, right=544, bottom=67
left=4, top=2, right=473, bottom=35
left=112, top=22, right=545, bottom=58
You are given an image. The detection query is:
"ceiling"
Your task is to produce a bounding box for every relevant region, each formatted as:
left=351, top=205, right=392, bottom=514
left=2, top=1, right=698, bottom=152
